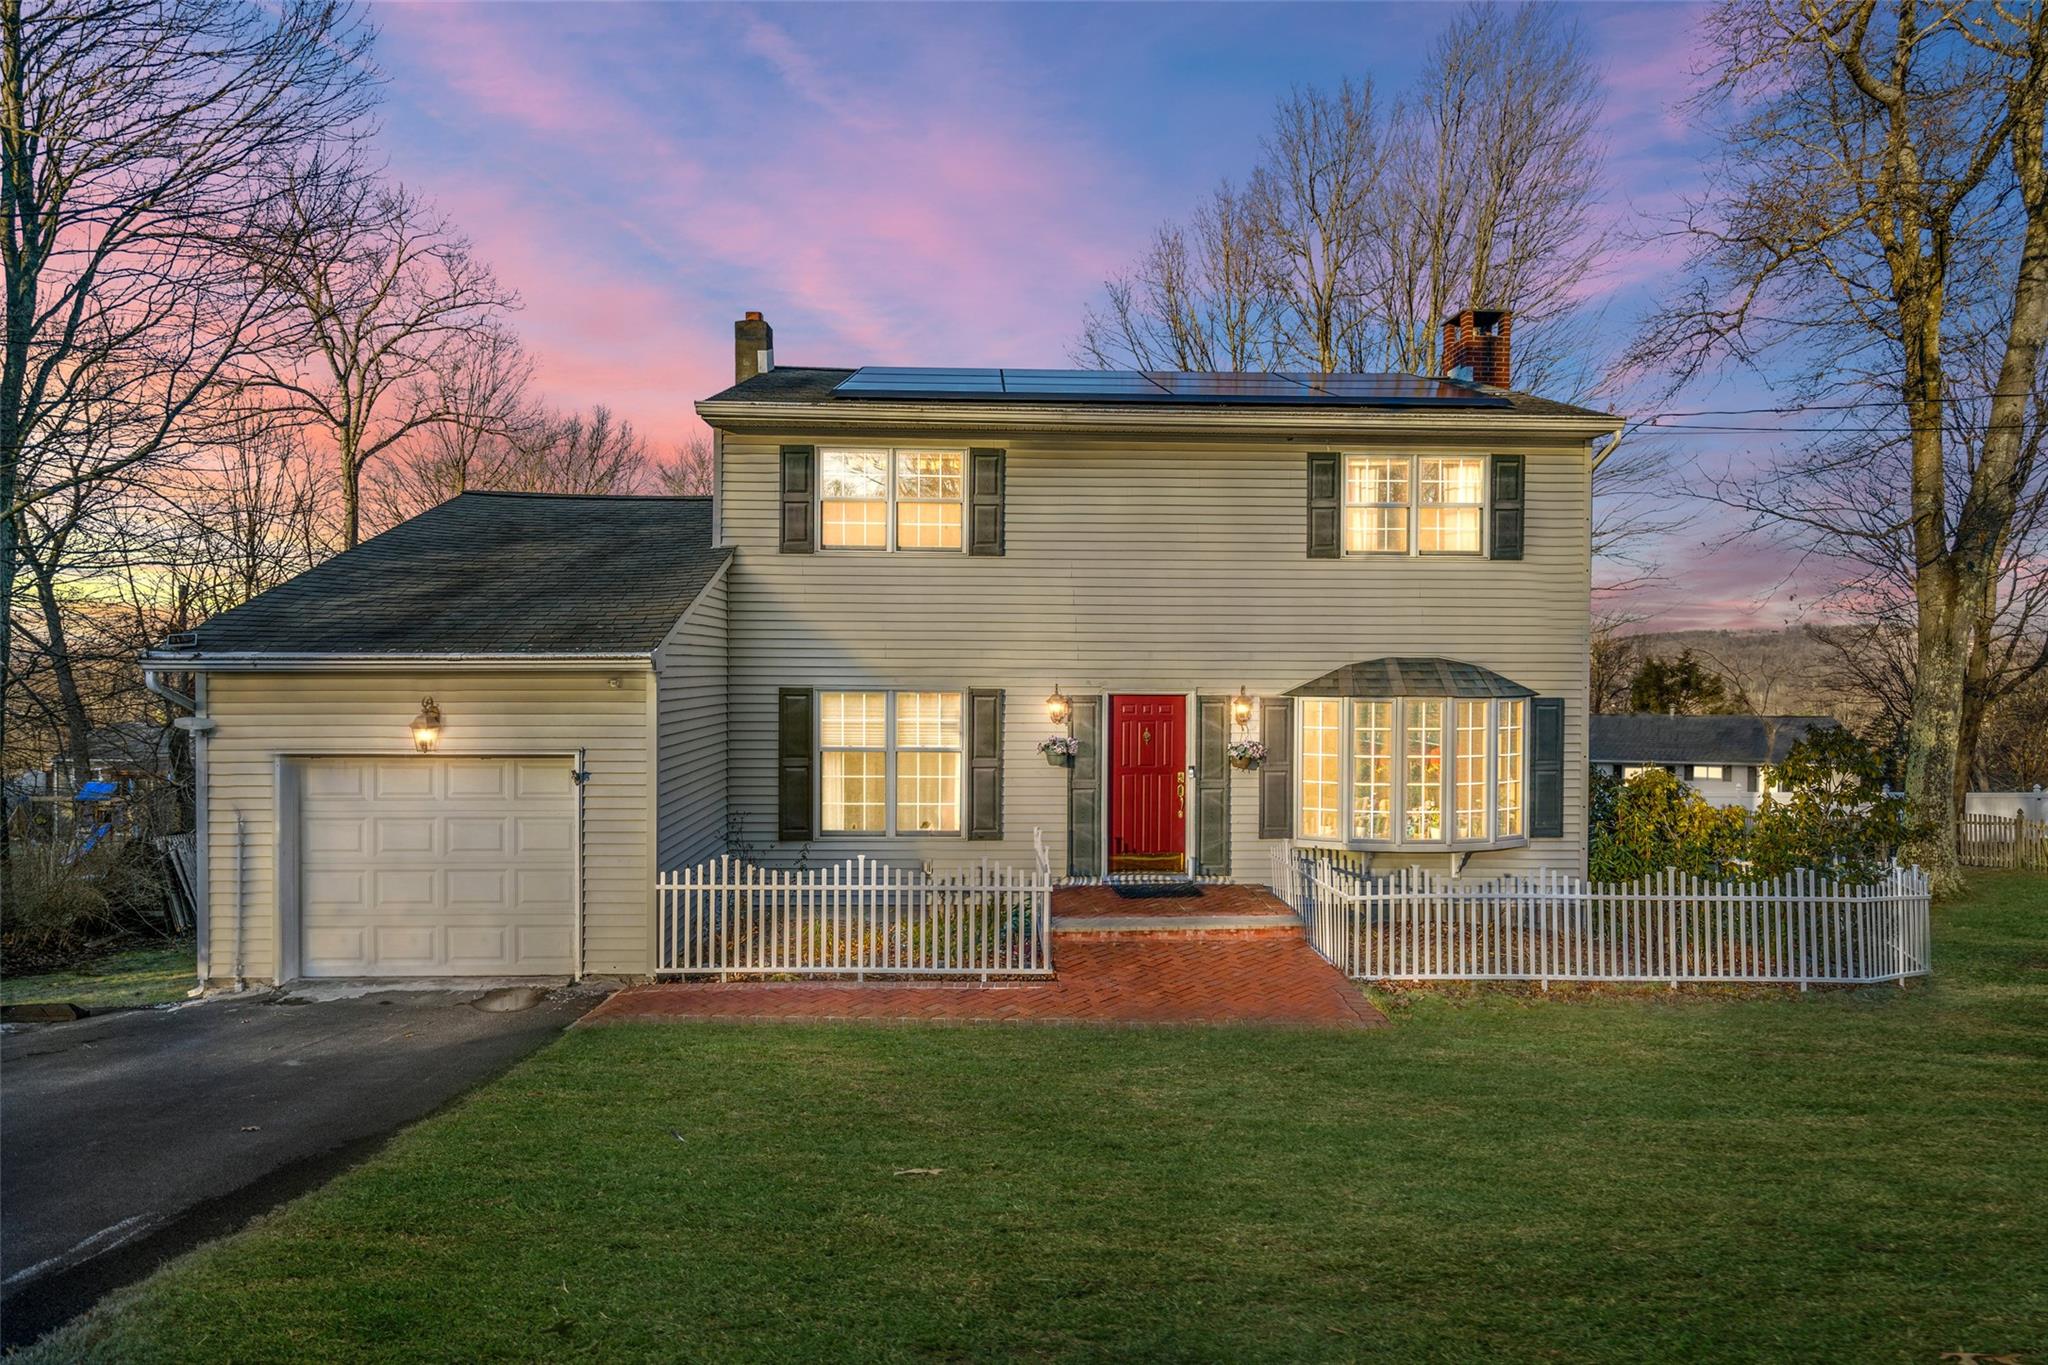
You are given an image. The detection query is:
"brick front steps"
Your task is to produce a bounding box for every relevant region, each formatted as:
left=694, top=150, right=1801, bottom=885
left=583, top=885, right=1387, bottom=1029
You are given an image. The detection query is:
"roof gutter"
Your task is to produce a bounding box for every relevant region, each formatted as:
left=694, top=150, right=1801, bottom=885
left=695, top=398, right=1625, bottom=442
left=137, top=651, right=657, bottom=674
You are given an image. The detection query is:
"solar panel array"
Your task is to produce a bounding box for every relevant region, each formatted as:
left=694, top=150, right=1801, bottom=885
left=831, top=367, right=1512, bottom=408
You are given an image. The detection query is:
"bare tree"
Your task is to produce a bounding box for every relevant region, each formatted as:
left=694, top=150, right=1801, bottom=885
left=652, top=434, right=715, bottom=496
left=366, top=325, right=534, bottom=525
left=498, top=405, right=646, bottom=495
left=1076, top=184, right=1278, bottom=372
left=252, top=164, right=517, bottom=547
left=1, top=0, right=372, bottom=896
left=1590, top=613, right=1645, bottom=715
left=1631, top=0, right=2048, bottom=888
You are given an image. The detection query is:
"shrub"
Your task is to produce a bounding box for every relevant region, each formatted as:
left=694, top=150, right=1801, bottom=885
left=2, top=838, right=171, bottom=971
left=1588, top=767, right=1750, bottom=882
left=1749, top=727, right=1914, bottom=883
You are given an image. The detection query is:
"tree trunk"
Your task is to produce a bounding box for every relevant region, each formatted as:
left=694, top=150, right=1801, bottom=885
left=28, top=541, right=94, bottom=792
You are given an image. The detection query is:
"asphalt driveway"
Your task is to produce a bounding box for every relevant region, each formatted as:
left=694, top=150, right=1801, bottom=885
left=0, top=982, right=602, bottom=1349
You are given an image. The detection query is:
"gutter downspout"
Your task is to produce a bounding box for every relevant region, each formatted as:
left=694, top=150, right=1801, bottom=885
left=1590, top=428, right=1625, bottom=474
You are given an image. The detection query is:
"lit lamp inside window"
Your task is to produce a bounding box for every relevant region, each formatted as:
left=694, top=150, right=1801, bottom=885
left=1231, top=686, right=1255, bottom=730
left=410, top=697, right=443, bottom=753
left=1045, top=685, right=1071, bottom=727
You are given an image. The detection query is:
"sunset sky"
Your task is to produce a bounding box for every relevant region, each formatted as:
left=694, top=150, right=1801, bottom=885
left=371, top=1, right=1808, bottom=632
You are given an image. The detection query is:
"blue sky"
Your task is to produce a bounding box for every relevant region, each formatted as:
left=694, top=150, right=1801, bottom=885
left=370, top=1, right=1796, bottom=630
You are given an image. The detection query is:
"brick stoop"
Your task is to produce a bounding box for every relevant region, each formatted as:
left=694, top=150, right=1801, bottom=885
left=583, top=884, right=1386, bottom=1030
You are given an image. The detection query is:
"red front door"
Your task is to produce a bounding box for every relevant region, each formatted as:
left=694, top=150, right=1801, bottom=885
left=1110, top=695, right=1187, bottom=873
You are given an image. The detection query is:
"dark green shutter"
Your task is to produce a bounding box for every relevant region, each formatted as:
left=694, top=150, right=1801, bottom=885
left=779, top=445, right=815, bottom=554
left=1746, top=765, right=1760, bottom=794
left=1306, top=453, right=1341, bottom=558
left=1196, top=697, right=1231, bottom=876
left=777, top=688, right=814, bottom=840
left=967, top=689, right=1004, bottom=840
left=1258, top=697, right=1293, bottom=839
left=968, top=448, right=1005, bottom=556
left=1067, top=697, right=1101, bottom=877
left=1489, top=454, right=1524, bottom=560
left=1530, top=696, right=1564, bottom=838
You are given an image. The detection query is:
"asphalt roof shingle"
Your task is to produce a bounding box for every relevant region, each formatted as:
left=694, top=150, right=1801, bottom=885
left=164, top=493, right=728, bottom=657
left=1590, top=714, right=1840, bottom=767
left=699, top=366, right=1611, bottom=419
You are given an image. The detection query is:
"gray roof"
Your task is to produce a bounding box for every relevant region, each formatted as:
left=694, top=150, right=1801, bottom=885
left=1591, top=714, right=1839, bottom=766
left=1289, top=657, right=1536, bottom=699
left=701, top=366, right=1610, bottom=420
left=157, top=493, right=729, bottom=658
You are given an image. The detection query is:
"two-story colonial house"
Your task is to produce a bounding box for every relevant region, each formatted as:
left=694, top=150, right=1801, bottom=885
left=143, top=309, right=1621, bottom=986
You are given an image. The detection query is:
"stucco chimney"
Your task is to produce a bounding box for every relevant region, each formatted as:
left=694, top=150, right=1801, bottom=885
left=1441, top=308, right=1512, bottom=389
left=735, top=311, right=774, bottom=383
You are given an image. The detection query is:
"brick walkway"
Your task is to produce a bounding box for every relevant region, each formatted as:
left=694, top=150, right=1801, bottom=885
left=583, top=887, right=1386, bottom=1030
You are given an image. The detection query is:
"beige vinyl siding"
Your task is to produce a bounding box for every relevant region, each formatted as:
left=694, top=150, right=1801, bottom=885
left=655, top=568, right=728, bottom=869
left=719, top=430, right=1591, bottom=879
left=200, top=669, right=654, bottom=983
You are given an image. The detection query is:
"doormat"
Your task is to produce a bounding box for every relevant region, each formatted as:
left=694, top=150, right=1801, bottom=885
left=1110, top=881, right=1205, bottom=900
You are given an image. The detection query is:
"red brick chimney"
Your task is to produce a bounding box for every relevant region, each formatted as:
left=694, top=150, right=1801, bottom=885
left=734, top=311, right=774, bottom=383
left=1441, top=308, right=1512, bottom=389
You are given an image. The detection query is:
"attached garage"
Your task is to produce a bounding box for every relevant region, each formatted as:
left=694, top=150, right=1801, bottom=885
left=142, top=491, right=732, bottom=987
left=296, top=756, right=577, bottom=977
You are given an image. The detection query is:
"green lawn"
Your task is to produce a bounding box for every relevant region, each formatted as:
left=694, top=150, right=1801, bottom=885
left=0, top=940, right=195, bottom=1010
left=32, top=875, right=2048, bottom=1363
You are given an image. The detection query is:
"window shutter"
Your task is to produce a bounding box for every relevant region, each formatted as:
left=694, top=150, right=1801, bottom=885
left=1196, top=697, right=1231, bottom=876
left=968, top=448, right=1005, bottom=556
left=779, top=445, right=815, bottom=554
left=1530, top=696, right=1565, bottom=838
left=1746, top=765, right=1760, bottom=794
left=777, top=688, right=814, bottom=841
left=967, top=689, right=1004, bottom=840
left=1489, top=454, right=1524, bottom=560
left=1258, top=697, right=1294, bottom=839
left=1067, top=697, right=1102, bottom=877
left=1306, top=453, right=1341, bottom=559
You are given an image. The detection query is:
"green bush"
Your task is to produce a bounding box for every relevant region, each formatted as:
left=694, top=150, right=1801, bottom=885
left=1588, top=767, right=1750, bottom=882
left=1588, top=730, right=1916, bottom=887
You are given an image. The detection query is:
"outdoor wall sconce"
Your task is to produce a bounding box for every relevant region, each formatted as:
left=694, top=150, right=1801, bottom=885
left=1045, top=685, right=1072, bottom=727
left=410, top=697, right=443, bottom=753
left=1231, top=686, right=1255, bottom=730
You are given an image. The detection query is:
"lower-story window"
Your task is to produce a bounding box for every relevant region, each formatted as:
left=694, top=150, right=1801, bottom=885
left=1298, top=695, right=1529, bottom=850
left=819, top=689, right=963, bottom=835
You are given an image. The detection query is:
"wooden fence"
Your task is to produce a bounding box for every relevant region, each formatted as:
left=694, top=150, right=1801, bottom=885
left=656, top=856, right=1053, bottom=979
left=1960, top=814, right=2048, bottom=871
left=1272, top=848, right=1930, bottom=987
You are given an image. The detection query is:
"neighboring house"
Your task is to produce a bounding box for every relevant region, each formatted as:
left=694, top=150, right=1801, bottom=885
left=1965, top=788, right=2048, bottom=821
left=143, top=307, right=1622, bottom=985
left=1590, top=713, right=1839, bottom=811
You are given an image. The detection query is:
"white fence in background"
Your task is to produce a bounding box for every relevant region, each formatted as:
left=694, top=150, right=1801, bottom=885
left=1959, top=813, right=2048, bottom=871
left=1272, top=848, right=1931, bottom=987
left=656, top=856, right=1053, bottom=979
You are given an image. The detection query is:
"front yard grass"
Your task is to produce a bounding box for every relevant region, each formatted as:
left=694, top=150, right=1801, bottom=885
left=33, top=874, right=2047, bottom=1363
left=0, top=939, right=195, bottom=1010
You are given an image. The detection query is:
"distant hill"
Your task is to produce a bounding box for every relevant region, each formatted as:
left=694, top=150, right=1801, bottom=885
left=1616, top=625, right=1870, bottom=725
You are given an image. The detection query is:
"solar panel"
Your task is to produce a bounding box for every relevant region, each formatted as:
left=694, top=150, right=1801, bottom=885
left=829, top=367, right=1510, bottom=408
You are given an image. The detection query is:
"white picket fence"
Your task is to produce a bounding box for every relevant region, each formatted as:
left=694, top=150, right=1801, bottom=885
left=1960, top=813, right=2048, bottom=871
left=656, top=855, right=1053, bottom=979
left=1272, top=848, right=1931, bottom=987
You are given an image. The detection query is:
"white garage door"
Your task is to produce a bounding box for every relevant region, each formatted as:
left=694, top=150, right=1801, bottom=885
left=299, top=757, right=576, bottom=977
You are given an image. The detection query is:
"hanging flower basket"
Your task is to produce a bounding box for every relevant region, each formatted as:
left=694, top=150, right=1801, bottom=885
left=1227, top=739, right=1267, bottom=771
left=1038, top=735, right=1080, bottom=767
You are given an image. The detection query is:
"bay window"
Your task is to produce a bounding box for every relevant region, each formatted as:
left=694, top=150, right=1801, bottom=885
left=1296, top=694, right=1529, bottom=849
left=818, top=689, right=963, bottom=834
left=819, top=448, right=965, bottom=551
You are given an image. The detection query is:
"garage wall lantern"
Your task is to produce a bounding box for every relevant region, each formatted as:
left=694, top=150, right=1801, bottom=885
left=410, top=697, right=443, bottom=753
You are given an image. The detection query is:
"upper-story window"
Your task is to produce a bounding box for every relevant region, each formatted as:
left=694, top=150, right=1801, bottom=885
left=1343, top=455, right=1486, bottom=555
left=819, top=448, right=966, bottom=551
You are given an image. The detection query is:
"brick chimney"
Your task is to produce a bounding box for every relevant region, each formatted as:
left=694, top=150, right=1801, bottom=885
left=734, top=311, right=774, bottom=383
left=1441, top=307, right=1512, bottom=389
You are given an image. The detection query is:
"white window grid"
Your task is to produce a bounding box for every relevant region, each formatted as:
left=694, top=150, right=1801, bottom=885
left=1342, top=454, right=1489, bottom=557
left=1297, top=696, right=1531, bottom=850
left=816, top=688, right=965, bottom=837
left=817, top=447, right=968, bottom=554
